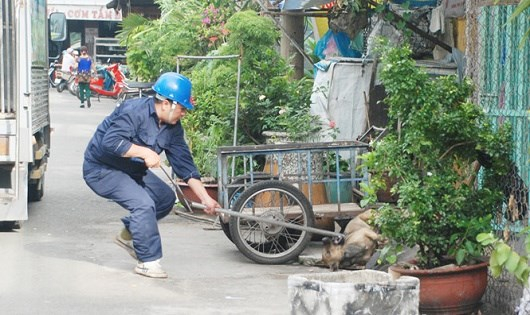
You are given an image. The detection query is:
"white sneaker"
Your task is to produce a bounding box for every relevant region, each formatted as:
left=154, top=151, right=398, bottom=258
left=114, top=228, right=137, bottom=260
left=135, top=259, right=168, bottom=278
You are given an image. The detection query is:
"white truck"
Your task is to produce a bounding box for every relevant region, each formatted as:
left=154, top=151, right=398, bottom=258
left=0, top=1, right=66, bottom=228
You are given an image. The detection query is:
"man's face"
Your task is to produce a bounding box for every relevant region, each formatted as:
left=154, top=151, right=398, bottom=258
left=162, top=100, right=187, bottom=125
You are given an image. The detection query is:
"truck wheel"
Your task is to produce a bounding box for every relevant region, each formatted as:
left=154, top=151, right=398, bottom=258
left=0, top=221, right=21, bottom=230
left=28, top=176, right=44, bottom=202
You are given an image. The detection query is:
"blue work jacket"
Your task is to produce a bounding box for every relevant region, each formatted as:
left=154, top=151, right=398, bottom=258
left=83, top=97, right=201, bottom=181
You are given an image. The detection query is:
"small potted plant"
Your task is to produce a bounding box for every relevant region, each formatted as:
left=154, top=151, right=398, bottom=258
left=323, top=151, right=352, bottom=203
left=360, top=41, right=514, bottom=314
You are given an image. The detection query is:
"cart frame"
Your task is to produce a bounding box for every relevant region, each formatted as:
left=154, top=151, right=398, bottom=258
left=217, top=140, right=370, bottom=225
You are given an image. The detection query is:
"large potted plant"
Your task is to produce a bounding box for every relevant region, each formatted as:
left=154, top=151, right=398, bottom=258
left=360, top=42, right=514, bottom=314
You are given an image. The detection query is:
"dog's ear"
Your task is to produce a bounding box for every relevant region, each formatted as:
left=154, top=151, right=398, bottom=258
left=333, top=235, right=345, bottom=246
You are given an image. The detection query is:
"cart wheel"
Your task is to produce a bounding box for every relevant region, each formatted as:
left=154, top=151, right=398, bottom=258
left=229, top=180, right=315, bottom=264
left=220, top=173, right=278, bottom=243
left=219, top=186, right=242, bottom=242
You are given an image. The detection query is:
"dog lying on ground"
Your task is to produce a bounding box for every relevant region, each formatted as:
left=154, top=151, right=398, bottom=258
left=321, top=210, right=381, bottom=271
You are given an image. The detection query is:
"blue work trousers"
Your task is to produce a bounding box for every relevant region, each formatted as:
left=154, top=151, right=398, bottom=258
left=83, top=166, right=176, bottom=262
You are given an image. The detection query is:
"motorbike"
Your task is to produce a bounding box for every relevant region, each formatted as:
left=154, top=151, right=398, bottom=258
left=74, top=63, right=126, bottom=101
left=48, top=60, right=61, bottom=88
left=56, top=69, right=76, bottom=93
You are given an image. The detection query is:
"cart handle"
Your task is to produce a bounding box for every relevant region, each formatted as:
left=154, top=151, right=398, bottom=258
left=131, top=157, right=345, bottom=238
left=192, top=202, right=345, bottom=238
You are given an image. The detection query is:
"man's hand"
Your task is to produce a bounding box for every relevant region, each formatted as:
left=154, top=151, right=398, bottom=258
left=143, top=149, right=160, bottom=168
left=124, top=145, right=160, bottom=168
left=202, top=196, right=221, bottom=215
left=186, top=178, right=221, bottom=215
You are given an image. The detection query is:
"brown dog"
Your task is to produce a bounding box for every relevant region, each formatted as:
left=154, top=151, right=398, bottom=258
left=321, top=210, right=380, bottom=271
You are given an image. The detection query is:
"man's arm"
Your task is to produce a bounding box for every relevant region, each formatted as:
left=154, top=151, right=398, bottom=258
left=122, top=144, right=160, bottom=168
left=186, top=178, right=220, bottom=215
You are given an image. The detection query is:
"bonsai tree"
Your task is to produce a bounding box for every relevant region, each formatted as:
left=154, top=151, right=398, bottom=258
left=119, top=5, right=320, bottom=178
left=116, top=0, right=237, bottom=80
left=361, top=42, right=514, bottom=269
left=184, top=10, right=320, bottom=177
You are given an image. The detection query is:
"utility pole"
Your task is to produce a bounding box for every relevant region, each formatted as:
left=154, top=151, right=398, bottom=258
left=254, top=0, right=317, bottom=80
left=280, top=12, right=305, bottom=80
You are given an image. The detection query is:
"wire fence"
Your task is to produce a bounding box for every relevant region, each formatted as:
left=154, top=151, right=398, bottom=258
left=466, top=1, right=530, bottom=313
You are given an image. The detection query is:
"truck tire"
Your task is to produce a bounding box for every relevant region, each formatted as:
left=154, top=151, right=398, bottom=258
left=0, top=221, right=21, bottom=230
left=28, top=175, right=44, bottom=202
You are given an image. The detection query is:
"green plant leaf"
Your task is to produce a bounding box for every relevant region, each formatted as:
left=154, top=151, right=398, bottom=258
left=464, top=240, right=475, bottom=253
left=360, top=199, right=369, bottom=207
left=514, top=259, right=529, bottom=280
left=522, top=270, right=530, bottom=286
left=476, top=232, right=496, bottom=245
left=505, top=251, right=522, bottom=273
left=491, top=265, right=502, bottom=278
left=508, top=0, right=530, bottom=23
left=480, top=238, right=496, bottom=246
left=386, top=255, right=397, bottom=264
left=494, top=243, right=513, bottom=265
left=490, top=251, right=500, bottom=268
left=456, top=249, right=465, bottom=265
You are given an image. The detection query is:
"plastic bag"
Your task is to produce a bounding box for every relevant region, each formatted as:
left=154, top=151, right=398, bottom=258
left=314, top=30, right=362, bottom=60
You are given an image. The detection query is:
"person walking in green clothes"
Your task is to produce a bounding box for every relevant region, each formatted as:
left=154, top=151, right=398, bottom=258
left=77, top=46, right=95, bottom=108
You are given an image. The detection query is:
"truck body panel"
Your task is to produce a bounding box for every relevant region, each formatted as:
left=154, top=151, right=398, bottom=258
left=0, top=0, right=52, bottom=222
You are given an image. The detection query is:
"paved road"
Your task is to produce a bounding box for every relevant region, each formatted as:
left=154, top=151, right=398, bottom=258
left=0, top=89, right=326, bottom=315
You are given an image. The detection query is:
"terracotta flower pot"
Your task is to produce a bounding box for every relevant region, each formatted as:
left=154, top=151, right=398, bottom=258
left=389, top=261, right=489, bottom=315
left=176, top=181, right=218, bottom=204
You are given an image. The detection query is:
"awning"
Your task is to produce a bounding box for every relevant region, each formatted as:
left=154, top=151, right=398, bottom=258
left=282, top=0, right=333, bottom=10
left=47, top=2, right=122, bottom=21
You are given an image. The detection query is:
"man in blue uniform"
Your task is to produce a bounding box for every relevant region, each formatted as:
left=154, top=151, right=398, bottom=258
left=83, top=72, right=220, bottom=278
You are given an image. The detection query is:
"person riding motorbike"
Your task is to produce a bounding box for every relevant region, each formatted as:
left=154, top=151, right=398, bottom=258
left=57, top=48, right=77, bottom=92
left=61, top=48, right=76, bottom=74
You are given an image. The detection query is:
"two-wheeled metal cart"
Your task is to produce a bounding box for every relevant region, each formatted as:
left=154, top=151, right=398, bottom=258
left=211, top=140, right=370, bottom=264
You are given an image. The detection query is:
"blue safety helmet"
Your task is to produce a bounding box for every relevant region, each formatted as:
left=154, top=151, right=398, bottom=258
left=152, top=72, right=194, bottom=110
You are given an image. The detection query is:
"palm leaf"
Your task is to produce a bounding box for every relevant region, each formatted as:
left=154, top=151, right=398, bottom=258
left=508, top=0, right=530, bottom=23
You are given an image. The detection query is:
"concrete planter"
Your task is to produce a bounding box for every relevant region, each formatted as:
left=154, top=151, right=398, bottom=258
left=288, top=270, right=419, bottom=315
